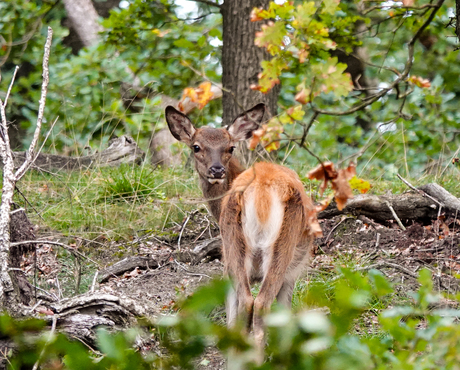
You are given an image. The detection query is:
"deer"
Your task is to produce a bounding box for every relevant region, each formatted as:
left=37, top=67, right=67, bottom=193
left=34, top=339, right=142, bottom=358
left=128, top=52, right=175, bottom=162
left=165, top=103, right=322, bottom=362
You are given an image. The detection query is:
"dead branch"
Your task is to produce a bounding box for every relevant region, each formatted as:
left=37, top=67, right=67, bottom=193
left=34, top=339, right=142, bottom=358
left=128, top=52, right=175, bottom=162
left=10, top=135, right=145, bottom=172
left=317, top=184, right=460, bottom=223
left=0, top=27, right=53, bottom=312
left=15, top=27, right=53, bottom=180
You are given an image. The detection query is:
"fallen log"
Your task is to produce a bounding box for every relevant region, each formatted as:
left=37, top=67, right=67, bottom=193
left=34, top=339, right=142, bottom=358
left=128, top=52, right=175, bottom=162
left=98, top=238, right=223, bottom=282
left=318, top=183, right=460, bottom=223
left=11, top=135, right=145, bottom=172
left=99, top=256, right=159, bottom=283
left=39, top=293, right=147, bottom=345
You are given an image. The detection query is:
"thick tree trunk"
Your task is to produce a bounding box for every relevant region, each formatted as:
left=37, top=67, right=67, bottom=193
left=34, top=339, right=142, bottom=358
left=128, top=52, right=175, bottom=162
left=221, top=0, right=280, bottom=127
left=62, top=0, right=103, bottom=48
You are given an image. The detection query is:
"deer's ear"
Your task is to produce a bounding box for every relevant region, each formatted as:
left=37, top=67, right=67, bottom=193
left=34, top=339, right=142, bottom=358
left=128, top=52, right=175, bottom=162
left=165, top=106, right=196, bottom=145
left=228, top=103, right=266, bottom=141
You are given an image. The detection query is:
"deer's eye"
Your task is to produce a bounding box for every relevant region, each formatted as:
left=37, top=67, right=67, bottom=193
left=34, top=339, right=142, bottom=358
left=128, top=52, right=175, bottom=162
left=192, top=145, right=201, bottom=153
left=229, top=146, right=236, bottom=154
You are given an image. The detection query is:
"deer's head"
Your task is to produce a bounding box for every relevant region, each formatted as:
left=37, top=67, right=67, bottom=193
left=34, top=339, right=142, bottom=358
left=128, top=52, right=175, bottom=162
left=165, top=104, right=265, bottom=185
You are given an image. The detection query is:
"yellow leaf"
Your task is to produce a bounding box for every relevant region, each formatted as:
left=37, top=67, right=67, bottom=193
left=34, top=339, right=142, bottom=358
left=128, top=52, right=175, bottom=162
left=348, top=176, right=372, bottom=194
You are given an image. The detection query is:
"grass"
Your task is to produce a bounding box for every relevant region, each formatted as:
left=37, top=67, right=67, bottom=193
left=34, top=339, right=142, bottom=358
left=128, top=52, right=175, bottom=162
left=14, top=162, right=205, bottom=299
left=15, top=163, right=202, bottom=242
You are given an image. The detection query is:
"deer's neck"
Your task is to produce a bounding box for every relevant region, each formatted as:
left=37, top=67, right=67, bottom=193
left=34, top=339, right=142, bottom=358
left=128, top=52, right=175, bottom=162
left=199, top=157, right=244, bottom=223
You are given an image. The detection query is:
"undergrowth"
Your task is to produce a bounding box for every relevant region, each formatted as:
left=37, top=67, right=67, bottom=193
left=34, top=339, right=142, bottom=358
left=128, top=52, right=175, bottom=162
left=3, top=269, right=460, bottom=369
left=15, top=163, right=202, bottom=241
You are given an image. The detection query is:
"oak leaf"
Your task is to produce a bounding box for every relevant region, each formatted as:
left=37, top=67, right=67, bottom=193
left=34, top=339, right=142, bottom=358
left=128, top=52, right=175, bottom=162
left=307, top=162, right=356, bottom=210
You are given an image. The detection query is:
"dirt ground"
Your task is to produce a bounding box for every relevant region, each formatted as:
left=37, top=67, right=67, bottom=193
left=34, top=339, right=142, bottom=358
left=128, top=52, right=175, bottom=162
left=22, top=211, right=460, bottom=368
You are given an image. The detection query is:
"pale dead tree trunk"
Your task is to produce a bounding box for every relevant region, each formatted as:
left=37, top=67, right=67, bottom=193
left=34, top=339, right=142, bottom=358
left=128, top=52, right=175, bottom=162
left=0, top=27, right=52, bottom=312
left=221, top=0, right=280, bottom=127
left=62, top=0, right=103, bottom=48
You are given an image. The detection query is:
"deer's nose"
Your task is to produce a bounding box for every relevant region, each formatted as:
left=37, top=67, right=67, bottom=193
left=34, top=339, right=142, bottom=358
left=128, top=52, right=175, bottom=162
left=210, top=165, right=226, bottom=179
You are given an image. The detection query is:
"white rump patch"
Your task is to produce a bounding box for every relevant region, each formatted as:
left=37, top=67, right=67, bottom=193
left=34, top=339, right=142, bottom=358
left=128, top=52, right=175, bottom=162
left=242, top=190, right=284, bottom=279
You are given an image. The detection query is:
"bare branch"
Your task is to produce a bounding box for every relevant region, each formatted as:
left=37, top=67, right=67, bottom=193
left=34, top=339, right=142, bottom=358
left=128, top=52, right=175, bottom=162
left=191, top=0, right=221, bottom=9
left=299, top=111, right=319, bottom=147
left=4, top=66, right=19, bottom=107
left=15, top=27, right=53, bottom=180
left=362, top=3, right=438, bottom=15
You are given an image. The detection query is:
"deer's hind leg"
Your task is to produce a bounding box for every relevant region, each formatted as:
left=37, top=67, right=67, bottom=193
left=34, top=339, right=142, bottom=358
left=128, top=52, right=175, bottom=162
left=221, top=193, right=254, bottom=332
left=276, top=234, right=315, bottom=308
left=252, top=198, right=305, bottom=362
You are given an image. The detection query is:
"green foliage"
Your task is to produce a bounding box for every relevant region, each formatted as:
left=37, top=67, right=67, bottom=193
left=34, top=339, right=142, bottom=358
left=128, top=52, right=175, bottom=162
left=251, top=1, right=356, bottom=99
left=2, top=0, right=460, bottom=178
left=3, top=269, right=460, bottom=368
left=1, top=0, right=222, bottom=153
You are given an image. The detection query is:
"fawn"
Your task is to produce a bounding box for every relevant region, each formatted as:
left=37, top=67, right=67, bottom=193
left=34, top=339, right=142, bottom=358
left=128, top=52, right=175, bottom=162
left=165, top=103, right=321, bottom=361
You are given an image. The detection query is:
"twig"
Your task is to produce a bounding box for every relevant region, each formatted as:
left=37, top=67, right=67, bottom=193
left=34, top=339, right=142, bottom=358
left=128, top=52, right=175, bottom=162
left=193, top=215, right=211, bottom=243
left=32, top=315, right=57, bottom=370
left=325, top=216, right=354, bottom=243
left=15, top=27, right=53, bottom=180
left=309, top=0, right=444, bottom=118
left=380, top=260, right=419, bottom=279
left=173, top=259, right=211, bottom=279
left=28, top=299, right=43, bottom=314
left=363, top=3, right=438, bottom=15
left=33, top=116, right=59, bottom=165
left=191, top=0, right=221, bottom=9
left=32, top=285, right=58, bottom=301
left=4, top=66, right=19, bottom=107
left=299, top=111, right=319, bottom=147
left=74, top=254, right=81, bottom=295
left=10, top=240, right=101, bottom=268
left=385, top=201, right=406, bottom=230
left=91, top=271, right=99, bottom=293
left=14, top=186, right=45, bottom=221
left=178, top=210, right=197, bottom=250
left=55, top=276, right=62, bottom=301
left=396, top=173, right=443, bottom=207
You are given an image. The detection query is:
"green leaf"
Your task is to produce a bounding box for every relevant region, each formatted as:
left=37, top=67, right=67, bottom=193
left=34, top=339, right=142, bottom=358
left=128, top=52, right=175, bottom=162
left=173, top=38, right=195, bottom=49
left=321, top=0, right=341, bottom=15
left=180, top=278, right=231, bottom=315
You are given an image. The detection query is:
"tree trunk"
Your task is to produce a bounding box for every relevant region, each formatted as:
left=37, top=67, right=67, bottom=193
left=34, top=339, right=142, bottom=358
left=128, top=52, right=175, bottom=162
left=62, top=0, right=103, bottom=48
left=221, top=0, right=280, bottom=127
left=0, top=150, right=20, bottom=312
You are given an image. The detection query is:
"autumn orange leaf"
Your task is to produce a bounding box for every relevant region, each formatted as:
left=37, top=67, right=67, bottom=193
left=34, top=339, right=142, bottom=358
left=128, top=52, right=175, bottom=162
left=295, top=88, right=310, bottom=104
left=307, top=162, right=355, bottom=210
left=408, top=75, right=431, bottom=88
left=179, top=82, right=214, bottom=110
left=248, top=127, right=266, bottom=150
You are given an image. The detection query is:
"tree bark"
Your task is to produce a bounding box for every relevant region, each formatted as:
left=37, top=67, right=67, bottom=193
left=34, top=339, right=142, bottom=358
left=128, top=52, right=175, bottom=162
left=9, top=207, right=35, bottom=305
left=317, top=184, right=460, bottom=223
left=221, top=0, right=280, bottom=127
left=62, top=0, right=103, bottom=48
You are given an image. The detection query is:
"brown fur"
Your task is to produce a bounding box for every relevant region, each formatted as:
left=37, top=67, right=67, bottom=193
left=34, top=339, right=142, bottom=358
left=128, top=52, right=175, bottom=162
left=165, top=104, right=321, bottom=363
left=221, top=163, right=317, bottom=357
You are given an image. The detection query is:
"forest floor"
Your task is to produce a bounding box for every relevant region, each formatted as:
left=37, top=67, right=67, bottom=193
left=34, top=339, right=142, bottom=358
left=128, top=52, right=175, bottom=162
left=14, top=165, right=460, bottom=368
left=23, top=210, right=460, bottom=369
